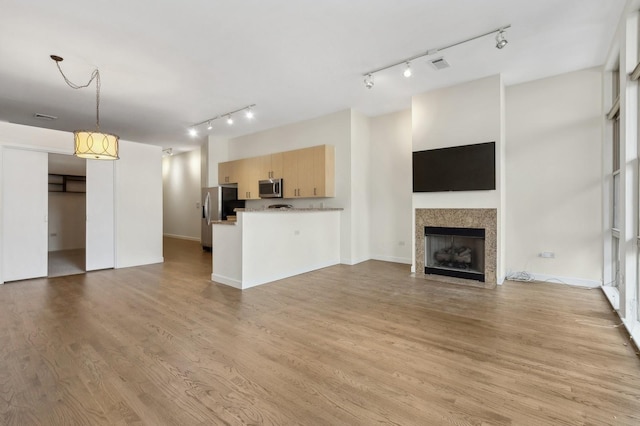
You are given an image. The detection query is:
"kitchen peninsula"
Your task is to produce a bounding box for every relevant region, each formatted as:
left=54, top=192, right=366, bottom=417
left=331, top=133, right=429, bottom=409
left=211, top=208, right=342, bottom=289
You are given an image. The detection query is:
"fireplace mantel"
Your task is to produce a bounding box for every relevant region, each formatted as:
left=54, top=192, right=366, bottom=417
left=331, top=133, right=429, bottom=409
left=415, top=208, right=497, bottom=289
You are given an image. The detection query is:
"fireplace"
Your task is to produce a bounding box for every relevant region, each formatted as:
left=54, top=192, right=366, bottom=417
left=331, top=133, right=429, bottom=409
left=415, top=208, right=497, bottom=288
left=425, top=226, right=485, bottom=282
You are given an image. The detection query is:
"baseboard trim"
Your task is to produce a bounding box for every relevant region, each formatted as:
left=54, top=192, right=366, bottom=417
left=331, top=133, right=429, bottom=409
left=211, top=273, right=242, bottom=289
left=115, top=257, right=164, bottom=269
left=164, top=233, right=200, bottom=242
left=370, top=254, right=412, bottom=265
left=527, top=272, right=601, bottom=288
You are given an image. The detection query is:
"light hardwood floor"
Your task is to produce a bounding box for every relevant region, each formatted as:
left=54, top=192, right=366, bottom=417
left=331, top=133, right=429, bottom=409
left=1, top=237, right=639, bottom=425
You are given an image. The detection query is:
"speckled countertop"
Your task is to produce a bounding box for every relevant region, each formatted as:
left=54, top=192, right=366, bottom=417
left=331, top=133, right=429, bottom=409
left=234, top=207, right=343, bottom=212
left=211, top=208, right=342, bottom=225
left=211, top=220, right=237, bottom=225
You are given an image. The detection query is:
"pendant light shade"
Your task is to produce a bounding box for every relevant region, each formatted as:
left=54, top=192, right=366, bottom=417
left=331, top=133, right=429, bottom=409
left=74, top=130, right=119, bottom=160
left=51, top=54, right=119, bottom=160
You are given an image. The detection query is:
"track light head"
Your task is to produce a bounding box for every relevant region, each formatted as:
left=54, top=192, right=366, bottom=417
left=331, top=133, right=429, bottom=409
left=207, top=121, right=212, bottom=130
left=245, top=108, right=254, bottom=119
left=226, top=115, right=233, bottom=125
left=403, top=62, right=412, bottom=78
left=495, top=29, right=508, bottom=49
left=364, top=74, right=374, bottom=89
left=189, top=128, right=198, bottom=137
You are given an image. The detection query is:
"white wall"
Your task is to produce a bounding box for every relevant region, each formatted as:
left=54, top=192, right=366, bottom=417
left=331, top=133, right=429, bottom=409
left=162, top=148, right=201, bottom=241
left=115, top=140, right=164, bottom=268
left=369, top=109, right=413, bottom=264
left=206, top=136, right=229, bottom=187
left=506, top=69, right=603, bottom=285
left=218, top=110, right=356, bottom=263
left=350, top=110, right=371, bottom=264
left=48, top=193, right=86, bottom=251
left=411, top=75, right=505, bottom=280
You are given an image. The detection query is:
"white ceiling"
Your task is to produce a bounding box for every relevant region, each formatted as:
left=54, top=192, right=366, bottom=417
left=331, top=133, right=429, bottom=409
left=0, top=0, right=626, bottom=153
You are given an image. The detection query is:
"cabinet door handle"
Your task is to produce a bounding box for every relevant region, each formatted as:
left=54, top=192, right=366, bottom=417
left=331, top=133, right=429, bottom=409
left=314, top=188, right=316, bottom=196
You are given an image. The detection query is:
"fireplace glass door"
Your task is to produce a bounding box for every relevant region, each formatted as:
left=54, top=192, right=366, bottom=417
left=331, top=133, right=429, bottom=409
left=425, top=227, right=485, bottom=282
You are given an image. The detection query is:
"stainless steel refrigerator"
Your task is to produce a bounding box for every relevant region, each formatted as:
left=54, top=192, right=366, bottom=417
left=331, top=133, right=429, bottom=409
left=201, top=185, right=244, bottom=250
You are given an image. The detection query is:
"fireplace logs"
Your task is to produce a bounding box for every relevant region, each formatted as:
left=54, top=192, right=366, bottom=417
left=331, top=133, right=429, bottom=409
left=434, top=246, right=472, bottom=269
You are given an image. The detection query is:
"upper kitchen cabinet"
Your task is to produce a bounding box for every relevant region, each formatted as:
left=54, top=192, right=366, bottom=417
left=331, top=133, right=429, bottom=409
left=238, top=157, right=261, bottom=200
left=283, top=145, right=335, bottom=198
left=258, top=153, right=283, bottom=180
left=218, top=159, right=240, bottom=184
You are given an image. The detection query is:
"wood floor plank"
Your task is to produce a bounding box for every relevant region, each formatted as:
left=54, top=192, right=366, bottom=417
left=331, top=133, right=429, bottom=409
left=0, top=237, right=639, bottom=425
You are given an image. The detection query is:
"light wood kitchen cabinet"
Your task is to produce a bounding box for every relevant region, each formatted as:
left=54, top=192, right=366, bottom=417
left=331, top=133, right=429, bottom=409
left=283, top=145, right=335, bottom=198
left=238, top=157, right=260, bottom=200
left=218, top=145, right=334, bottom=199
left=311, top=145, right=335, bottom=197
left=218, top=160, right=240, bottom=184
left=258, top=153, right=283, bottom=180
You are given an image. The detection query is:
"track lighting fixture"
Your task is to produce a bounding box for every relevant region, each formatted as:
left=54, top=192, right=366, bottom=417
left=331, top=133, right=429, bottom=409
left=190, top=104, right=256, bottom=133
left=495, top=29, right=508, bottom=49
left=362, top=24, right=511, bottom=89
left=403, top=62, right=412, bottom=78
left=364, top=74, right=374, bottom=89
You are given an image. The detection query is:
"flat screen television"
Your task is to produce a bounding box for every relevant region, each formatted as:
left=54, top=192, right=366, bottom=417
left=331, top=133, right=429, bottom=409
left=413, top=141, right=495, bottom=192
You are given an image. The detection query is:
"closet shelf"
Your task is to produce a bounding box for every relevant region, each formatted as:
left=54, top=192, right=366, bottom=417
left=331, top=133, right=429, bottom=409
left=48, top=174, right=86, bottom=193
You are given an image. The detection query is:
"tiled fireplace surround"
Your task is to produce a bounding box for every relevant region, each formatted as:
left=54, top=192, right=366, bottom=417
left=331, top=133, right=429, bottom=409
left=415, top=208, right=497, bottom=289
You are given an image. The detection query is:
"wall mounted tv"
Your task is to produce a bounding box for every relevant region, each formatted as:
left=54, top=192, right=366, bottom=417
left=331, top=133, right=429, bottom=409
left=413, top=141, right=496, bottom=192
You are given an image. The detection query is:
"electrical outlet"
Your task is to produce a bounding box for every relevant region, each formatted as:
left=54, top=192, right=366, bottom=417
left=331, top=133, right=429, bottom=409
left=398, top=241, right=406, bottom=246
left=539, top=251, right=555, bottom=259
left=50, top=232, right=57, bottom=237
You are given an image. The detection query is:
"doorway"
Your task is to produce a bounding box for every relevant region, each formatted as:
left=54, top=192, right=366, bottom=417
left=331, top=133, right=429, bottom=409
left=47, top=153, right=86, bottom=277
left=2, top=147, right=115, bottom=283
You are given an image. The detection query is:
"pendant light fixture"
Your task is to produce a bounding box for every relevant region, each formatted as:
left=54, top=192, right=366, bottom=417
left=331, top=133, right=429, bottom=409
left=50, top=55, right=119, bottom=160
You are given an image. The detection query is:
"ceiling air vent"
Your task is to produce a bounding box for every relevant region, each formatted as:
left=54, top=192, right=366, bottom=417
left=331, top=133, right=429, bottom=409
left=34, top=113, right=58, bottom=120
left=429, top=57, right=450, bottom=70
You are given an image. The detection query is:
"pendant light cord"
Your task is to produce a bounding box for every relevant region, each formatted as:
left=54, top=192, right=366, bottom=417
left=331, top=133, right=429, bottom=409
left=53, top=61, right=101, bottom=130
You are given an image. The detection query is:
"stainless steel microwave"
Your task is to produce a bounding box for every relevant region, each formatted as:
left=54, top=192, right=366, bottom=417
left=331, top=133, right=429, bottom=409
left=259, top=178, right=283, bottom=198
